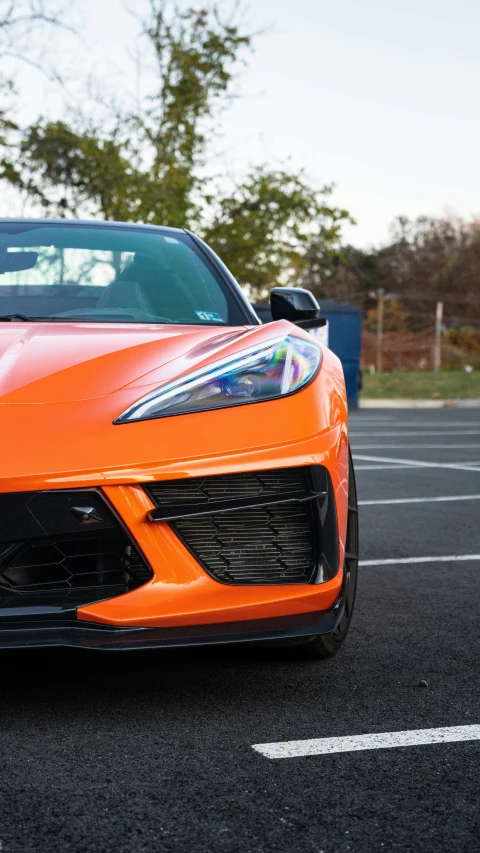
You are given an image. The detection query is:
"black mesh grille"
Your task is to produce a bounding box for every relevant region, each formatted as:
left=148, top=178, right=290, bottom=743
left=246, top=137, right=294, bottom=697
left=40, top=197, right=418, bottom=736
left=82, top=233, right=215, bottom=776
left=0, top=534, right=151, bottom=609
left=173, top=503, right=315, bottom=584
left=145, top=467, right=319, bottom=585
left=146, top=468, right=310, bottom=508
left=0, top=489, right=153, bottom=614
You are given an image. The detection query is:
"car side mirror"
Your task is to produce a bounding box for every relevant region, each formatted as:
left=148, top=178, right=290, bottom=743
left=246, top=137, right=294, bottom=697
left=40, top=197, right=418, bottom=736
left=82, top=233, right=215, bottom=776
left=270, top=287, right=326, bottom=330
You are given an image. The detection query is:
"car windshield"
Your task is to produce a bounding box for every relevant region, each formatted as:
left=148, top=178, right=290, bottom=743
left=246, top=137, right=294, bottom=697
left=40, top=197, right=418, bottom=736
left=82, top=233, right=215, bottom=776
left=0, top=222, right=249, bottom=325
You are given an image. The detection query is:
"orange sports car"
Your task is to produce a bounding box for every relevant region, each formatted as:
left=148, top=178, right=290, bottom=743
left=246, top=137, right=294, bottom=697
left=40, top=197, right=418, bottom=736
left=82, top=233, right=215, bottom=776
left=0, top=219, right=358, bottom=657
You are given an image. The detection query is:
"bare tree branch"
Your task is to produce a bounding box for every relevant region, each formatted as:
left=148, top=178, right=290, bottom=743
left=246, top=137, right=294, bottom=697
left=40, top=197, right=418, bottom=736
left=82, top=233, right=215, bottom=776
left=0, top=0, right=76, bottom=83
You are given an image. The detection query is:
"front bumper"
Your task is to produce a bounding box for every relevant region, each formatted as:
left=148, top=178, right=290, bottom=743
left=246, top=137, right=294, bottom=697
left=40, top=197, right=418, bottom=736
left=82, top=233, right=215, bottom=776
left=0, top=345, right=349, bottom=638
left=0, top=437, right=349, bottom=640
left=78, top=430, right=348, bottom=630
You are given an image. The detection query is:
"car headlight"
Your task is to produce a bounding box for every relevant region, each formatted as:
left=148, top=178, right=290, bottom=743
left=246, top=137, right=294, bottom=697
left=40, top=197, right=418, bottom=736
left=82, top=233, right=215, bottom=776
left=115, top=334, right=321, bottom=423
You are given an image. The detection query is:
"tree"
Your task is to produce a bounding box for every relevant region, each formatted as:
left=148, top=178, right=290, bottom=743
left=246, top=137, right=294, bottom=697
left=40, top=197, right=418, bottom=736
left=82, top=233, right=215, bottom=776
left=372, top=216, right=480, bottom=328
left=2, top=120, right=137, bottom=219
left=314, top=216, right=480, bottom=329
left=135, top=0, right=251, bottom=226
left=1, top=1, right=251, bottom=224
left=204, top=168, right=352, bottom=298
left=0, top=0, right=73, bottom=87
left=0, top=2, right=354, bottom=296
left=0, top=1, right=74, bottom=150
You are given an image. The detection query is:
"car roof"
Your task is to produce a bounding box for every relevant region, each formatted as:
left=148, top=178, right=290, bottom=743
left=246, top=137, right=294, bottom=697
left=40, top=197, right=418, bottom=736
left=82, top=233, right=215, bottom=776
left=0, top=217, right=186, bottom=234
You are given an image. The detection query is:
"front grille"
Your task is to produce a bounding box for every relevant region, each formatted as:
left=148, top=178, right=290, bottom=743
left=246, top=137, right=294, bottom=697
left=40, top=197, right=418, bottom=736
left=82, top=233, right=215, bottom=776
left=0, top=535, right=150, bottom=610
left=0, top=489, right=153, bottom=616
left=173, top=503, right=316, bottom=584
left=147, top=469, right=311, bottom=508
left=144, top=467, right=335, bottom=586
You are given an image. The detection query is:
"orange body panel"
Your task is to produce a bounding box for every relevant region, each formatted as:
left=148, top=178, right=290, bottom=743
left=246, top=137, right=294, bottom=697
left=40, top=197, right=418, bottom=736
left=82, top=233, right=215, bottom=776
left=0, top=319, right=349, bottom=630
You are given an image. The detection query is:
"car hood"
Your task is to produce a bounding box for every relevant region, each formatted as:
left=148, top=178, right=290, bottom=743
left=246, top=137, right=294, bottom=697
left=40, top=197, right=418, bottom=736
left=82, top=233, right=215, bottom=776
left=0, top=322, right=259, bottom=404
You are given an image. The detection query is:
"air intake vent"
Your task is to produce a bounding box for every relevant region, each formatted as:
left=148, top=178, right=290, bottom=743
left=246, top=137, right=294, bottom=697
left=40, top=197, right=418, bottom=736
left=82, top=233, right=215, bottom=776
left=146, top=468, right=312, bottom=509
left=144, top=467, right=334, bottom=586
left=0, top=489, right=153, bottom=616
left=173, top=503, right=315, bottom=584
left=0, top=534, right=151, bottom=611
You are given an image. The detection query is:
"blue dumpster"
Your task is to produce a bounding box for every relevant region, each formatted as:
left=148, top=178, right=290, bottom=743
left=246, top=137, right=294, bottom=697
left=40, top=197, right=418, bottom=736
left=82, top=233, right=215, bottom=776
left=253, top=299, right=362, bottom=409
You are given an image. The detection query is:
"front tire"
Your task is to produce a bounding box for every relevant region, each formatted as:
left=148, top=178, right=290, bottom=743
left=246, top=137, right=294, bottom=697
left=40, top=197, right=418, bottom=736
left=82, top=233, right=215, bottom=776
left=293, top=445, right=359, bottom=660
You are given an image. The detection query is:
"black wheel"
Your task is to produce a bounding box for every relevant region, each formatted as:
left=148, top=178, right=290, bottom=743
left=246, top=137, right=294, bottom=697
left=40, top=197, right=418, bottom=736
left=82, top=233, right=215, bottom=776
left=292, top=445, right=359, bottom=660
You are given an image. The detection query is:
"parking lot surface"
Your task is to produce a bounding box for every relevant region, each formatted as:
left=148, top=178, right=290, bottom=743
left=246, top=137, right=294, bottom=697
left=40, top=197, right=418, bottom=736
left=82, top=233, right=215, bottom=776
left=0, top=409, right=479, bottom=853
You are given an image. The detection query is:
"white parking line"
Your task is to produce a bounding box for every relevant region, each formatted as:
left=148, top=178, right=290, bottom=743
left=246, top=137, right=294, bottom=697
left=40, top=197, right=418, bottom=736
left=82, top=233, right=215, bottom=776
left=359, top=494, right=480, bottom=506
left=360, top=554, right=480, bottom=566
left=354, top=464, right=421, bottom=470
left=349, top=421, right=479, bottom=428
left=353, top=444, right=480, bottom=450
left=350, top=423, right=398, bottom=428
left=350, top=430, right=480, bottom=437
left=252, top=725, right=480, bottom=759
left=352, top=453, right=480, bottom=473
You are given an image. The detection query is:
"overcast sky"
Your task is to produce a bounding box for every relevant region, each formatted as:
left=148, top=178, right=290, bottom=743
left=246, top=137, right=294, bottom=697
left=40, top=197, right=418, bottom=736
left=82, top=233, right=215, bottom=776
left=8, top=0, right=480, bottom=248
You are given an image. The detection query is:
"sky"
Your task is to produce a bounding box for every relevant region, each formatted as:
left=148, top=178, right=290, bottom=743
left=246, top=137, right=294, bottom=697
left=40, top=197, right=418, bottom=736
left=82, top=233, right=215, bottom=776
left=6, top=0, right=480, bottom=248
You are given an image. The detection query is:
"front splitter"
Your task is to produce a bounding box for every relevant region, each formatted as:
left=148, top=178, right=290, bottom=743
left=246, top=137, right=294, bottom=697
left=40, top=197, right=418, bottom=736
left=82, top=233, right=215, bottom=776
left=0, top=603, right=344, bottom=651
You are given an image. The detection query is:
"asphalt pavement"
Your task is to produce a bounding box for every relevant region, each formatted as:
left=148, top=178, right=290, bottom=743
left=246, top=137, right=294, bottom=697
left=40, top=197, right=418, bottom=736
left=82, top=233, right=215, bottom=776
left=1, top=408, right=479, bottom=853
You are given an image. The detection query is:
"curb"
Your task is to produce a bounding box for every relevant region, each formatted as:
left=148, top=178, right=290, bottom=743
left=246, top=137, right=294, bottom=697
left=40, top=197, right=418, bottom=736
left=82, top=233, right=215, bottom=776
left=359, top=398, right=480, bottom=409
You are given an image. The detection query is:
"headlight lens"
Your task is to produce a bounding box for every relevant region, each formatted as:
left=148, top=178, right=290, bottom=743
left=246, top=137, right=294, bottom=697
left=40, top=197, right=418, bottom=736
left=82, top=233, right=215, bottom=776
left=115, top=334, right=321, bottom=423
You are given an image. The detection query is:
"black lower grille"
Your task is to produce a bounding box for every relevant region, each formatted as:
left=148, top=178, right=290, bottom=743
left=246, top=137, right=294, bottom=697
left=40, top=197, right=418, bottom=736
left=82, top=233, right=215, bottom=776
left=0, top=534, right=150, bottom=609
left=147, top=468, right=312, bottom=508
left=173, top=503, right=316, bottom=584
left=144, top=466, right=338, bottom=586
left=0, top=489, right=152, bottom=616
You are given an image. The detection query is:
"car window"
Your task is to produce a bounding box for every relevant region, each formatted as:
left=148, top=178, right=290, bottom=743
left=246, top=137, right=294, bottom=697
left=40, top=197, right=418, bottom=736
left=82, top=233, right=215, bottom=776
left=0, top=223, right=249, bottom=325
